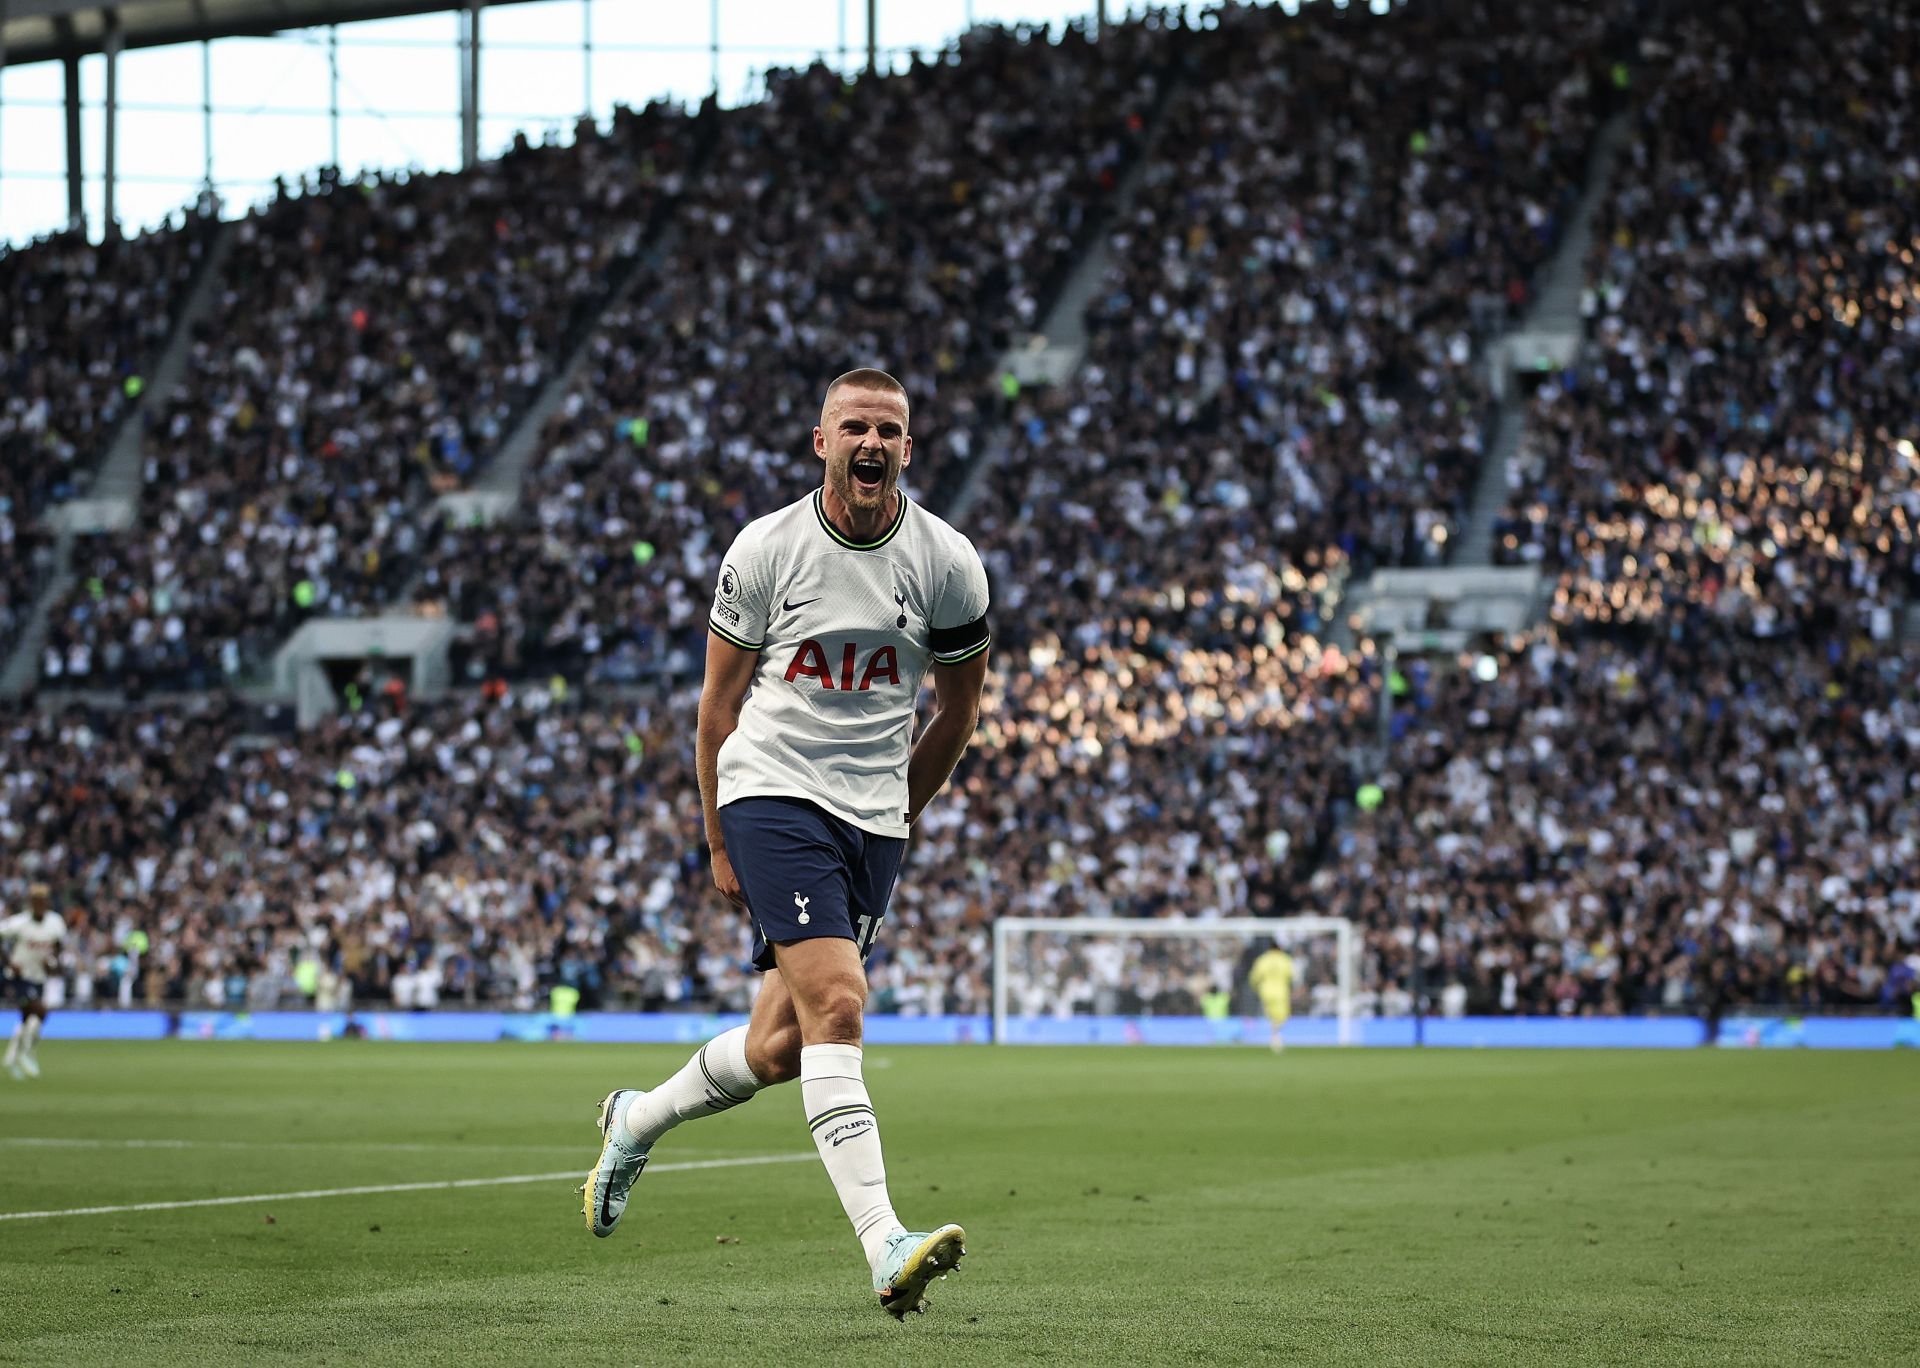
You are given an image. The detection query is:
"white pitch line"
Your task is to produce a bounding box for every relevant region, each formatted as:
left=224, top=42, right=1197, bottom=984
left=0, top=1152, right=816, bottom=1222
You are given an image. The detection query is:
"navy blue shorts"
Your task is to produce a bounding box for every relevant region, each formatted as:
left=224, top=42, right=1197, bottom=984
left=0, top=972, right=46, bottom=1006
left=718, top=796, right=906, bottom=972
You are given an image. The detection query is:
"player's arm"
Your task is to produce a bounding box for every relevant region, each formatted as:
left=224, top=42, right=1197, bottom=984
left=906, top=648, right=989, bottom=827
left=910, top=540, right=991, bottom=828
left=701, top=536, right=771, bottom=905
left=697, top=631, right=761, bottom=907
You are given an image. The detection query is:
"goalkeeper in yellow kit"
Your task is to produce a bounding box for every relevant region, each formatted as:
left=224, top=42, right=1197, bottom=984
left=1248, top=940, right=1295, bottom=1053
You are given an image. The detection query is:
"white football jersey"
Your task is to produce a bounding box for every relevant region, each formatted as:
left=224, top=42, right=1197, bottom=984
left=709, top=489, right=991, bottom=837
left=1, top=911, right=67, bottom=984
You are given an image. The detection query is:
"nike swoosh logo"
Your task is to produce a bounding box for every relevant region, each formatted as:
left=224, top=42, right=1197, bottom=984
left=783, top=597, right=819, bottom=613
left=598, top=1152, right=645, bottom=1230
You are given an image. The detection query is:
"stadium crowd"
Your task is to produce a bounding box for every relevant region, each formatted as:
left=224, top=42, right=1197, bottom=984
left=2, top=2, right=1917, bottom=1025
left=37, top=102, right=698, bottom=690
left=8, top=607, right=1915, bottom=1021
left=1317, top=629, right=1920, bottom=1017
left=0, top=219, right=211, bottom=659
left=0, top=623, right=1381, bottom=1017
left=973, top=0, right=1616, bottom=626
left=0, top=686, right=731, bottom=1012
left=1491, top=0, right=1920, bottom=639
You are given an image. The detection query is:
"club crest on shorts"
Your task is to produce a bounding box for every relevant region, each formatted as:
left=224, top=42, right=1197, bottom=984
left=794, top=892, right=811, bottom=925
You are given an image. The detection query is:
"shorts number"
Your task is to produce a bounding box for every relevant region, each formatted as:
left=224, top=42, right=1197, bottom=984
left=853, top=915, right=881, bottom=954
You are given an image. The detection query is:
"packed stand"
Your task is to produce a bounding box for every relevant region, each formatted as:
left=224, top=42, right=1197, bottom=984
left=882, top=626, right=1380, bottom=1017
left=39, top=103, right=698, bottom=691
left=938, top=0, right=1624, bottom=1006
left=1491, top=0, right=1920, bottom=640
left=0, top=611, right=1381, bottom=1017
left=0, top=219, right=211, bottom=659
left=417, top=18, right=1178, bottom=681
left=1307, top=628, right=1920, bottom=1017
left=25, top=624, right=1916, bottom=1021
left=9, top=3, right=1920, bottom=1025
left=967, top=0, right=1624, bottom=681
left=1, top=687, right=740, bottom=1012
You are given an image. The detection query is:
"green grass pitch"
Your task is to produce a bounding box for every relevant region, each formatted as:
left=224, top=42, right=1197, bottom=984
left=1, top=1042, right=1915, bottom=1366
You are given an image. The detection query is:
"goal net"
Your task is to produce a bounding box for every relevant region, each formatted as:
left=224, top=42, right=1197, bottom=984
left=991, top=917, right=1358, bottom=1046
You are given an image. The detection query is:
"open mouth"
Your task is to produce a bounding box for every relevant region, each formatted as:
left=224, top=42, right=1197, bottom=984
left=851, top=455, right=887, bottom=495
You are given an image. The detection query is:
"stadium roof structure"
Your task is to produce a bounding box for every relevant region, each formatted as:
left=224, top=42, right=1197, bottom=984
left=2, top=0, right=894, bottom=237
left=0, top=0, right=539, bottom=66
left=2, top=0, right=624, bottom=236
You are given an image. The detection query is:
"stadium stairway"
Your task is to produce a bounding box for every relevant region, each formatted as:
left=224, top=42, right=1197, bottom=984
left=0, top=222, right=236, bottom=701
left=1452, top=405, right=1529, bottom=569
left=942, top=65, right=1188, bottom=525
left=1453, top=112, right=1632, bottom=567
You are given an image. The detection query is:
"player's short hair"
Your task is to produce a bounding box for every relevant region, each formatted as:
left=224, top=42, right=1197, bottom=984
left=28, top=883, right=50, bottom=905
left=823, top=367, right=909, bottom=416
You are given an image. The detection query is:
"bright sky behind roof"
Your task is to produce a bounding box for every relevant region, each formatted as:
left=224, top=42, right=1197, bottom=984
left=0, top=0, right=1147, bottom=248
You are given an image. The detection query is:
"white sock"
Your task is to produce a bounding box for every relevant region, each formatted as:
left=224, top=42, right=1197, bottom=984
left=3, top=1025, right=19, bottom=1065
left=22, top=1016, right=41, bottom=1058
left=800, top=1043, right=903, bottom=1268
left=622, top=1025, right=765, bottom=1148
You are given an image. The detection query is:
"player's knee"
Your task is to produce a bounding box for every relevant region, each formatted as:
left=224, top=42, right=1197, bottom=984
left=807, top=980, right=867, bottom=1045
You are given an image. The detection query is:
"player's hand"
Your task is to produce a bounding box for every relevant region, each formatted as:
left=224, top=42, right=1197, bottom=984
left=710, top=848, right=747, bottom=908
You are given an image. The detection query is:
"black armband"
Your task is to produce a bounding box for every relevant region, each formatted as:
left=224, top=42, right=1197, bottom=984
left=928, top=613, right=991, bottom=664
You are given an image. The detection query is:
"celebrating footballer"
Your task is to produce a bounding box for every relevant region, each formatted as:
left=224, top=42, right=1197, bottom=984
left=581, top=368, right=992, bottom=1318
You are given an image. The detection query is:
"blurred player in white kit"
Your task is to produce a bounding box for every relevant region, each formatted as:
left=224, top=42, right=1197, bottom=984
left=2, top=884, right=67, bottom=1080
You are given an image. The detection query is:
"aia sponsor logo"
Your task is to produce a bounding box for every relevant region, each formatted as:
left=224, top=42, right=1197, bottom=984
left=784, top=639, right=901, bottom=691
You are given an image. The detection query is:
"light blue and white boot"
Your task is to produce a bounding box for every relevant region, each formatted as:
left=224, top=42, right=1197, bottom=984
left=873, top=1224, right=967, bottom=1318
left=579, top=1089, right=650, bottom=1237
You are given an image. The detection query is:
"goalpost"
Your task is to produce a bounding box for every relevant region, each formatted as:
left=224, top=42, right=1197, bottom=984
left=991, top=917, right=1359, bottom=1046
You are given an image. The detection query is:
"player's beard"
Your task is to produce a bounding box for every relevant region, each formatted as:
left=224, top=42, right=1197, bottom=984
left=831, top=450, right=898, bottom=515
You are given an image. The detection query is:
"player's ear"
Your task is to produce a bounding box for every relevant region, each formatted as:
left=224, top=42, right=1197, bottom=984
left=814, top=425, right=826, bottom=460
left=900, top=434, right=912, bottom=469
